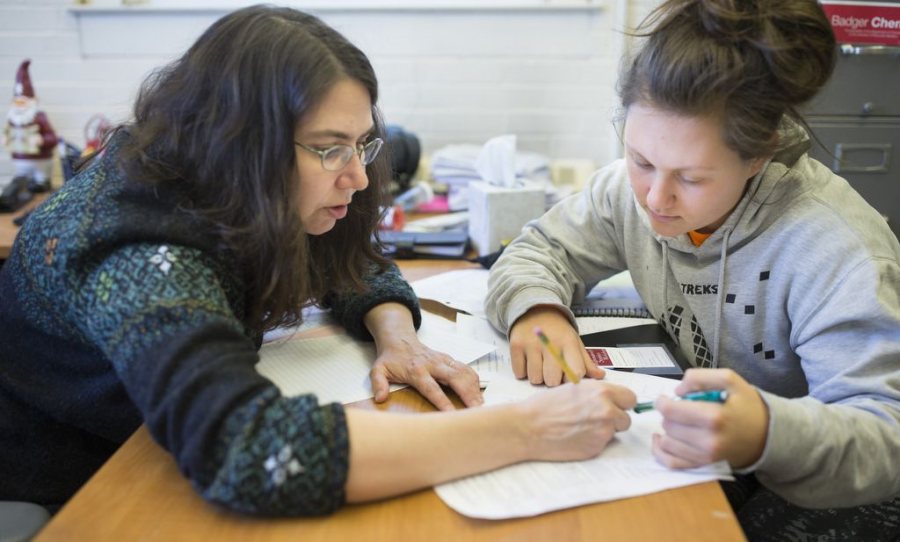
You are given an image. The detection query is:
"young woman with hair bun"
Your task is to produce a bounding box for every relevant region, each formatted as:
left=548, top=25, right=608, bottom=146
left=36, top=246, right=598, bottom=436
left=486, top=1, right=900, bottom=538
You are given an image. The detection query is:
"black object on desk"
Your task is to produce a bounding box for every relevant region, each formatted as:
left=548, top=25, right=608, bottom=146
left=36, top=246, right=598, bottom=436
left=0, top=176, right=34, bottom=214
left=376, top=230, right=469, bottom=259
left=581, top=323, right=690, bottom=380
left=13, top=210, right=32, bottom=227
left=385, top=125, right=421, bottom=193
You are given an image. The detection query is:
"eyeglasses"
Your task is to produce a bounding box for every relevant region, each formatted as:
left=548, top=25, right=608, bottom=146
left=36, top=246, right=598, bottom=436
left=295, top=138, right=384, bottom=172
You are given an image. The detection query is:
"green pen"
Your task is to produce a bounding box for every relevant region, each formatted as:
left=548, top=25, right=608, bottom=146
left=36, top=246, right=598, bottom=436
left=634, top=389, right=729, bottom=414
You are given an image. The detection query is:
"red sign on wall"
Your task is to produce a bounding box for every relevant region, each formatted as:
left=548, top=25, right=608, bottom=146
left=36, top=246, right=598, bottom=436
left=820, top=1, right=900, bottom=46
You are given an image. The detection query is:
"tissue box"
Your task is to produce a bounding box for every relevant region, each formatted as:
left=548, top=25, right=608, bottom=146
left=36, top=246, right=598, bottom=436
left=467, top=181, right=545, bottom=256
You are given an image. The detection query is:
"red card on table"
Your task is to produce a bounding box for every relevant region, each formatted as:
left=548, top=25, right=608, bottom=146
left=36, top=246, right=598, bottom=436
left=586, top=348, right=613, bottom=367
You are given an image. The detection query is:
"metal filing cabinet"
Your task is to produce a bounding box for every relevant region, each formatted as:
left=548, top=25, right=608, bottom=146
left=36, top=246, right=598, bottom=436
left=804, top=33, right=900, bottom=239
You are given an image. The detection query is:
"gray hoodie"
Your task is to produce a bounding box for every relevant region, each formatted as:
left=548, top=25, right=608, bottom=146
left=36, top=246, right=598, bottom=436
left=486, top=121, right=900, bottom=508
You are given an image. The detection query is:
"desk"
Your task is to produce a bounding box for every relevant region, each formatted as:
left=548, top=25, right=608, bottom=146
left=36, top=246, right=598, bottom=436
left=34, top=259, right=746, bottom=542
left=0, top=193, right=48, bottom=259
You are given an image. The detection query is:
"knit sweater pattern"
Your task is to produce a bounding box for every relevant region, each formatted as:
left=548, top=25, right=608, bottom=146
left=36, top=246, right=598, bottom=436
left=0, top=137, right=420, bottom=515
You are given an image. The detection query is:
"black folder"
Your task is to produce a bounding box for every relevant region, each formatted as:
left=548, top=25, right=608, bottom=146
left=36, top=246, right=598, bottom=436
left=376, top=230, right=469, bottom=259
left=580, top=323, right=690, bottom=380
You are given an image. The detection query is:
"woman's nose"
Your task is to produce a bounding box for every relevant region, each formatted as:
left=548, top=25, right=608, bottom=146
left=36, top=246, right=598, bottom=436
left=645, top=173, right=675, bottom=210
left=337, top=154, right=369, bottom=191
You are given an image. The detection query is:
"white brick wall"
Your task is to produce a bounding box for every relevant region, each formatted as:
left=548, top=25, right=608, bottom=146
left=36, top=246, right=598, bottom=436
left=0, top=0, right=662, bottom=182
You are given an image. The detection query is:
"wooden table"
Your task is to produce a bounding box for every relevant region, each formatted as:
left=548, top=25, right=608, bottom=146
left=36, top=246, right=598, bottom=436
left=34, top=259, right=746, bottom=542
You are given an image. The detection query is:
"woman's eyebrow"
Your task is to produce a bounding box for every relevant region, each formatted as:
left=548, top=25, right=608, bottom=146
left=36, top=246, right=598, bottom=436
left=305, top=126, right=375, bottom=140
left=626, top=146, right=717, bottom=172
left=626, top=146, right=648, bottom=161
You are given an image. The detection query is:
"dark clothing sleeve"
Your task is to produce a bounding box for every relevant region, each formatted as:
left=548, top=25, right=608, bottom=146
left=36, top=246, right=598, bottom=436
left=324, top=262, right=422, bottom=341
left=19, top=238, right=349, bottom=515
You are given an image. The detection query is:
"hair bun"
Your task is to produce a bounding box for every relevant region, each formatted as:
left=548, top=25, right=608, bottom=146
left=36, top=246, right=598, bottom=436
left=694, top=0, right=835, bottom=105
left=694, top=0, right=759, bottom=39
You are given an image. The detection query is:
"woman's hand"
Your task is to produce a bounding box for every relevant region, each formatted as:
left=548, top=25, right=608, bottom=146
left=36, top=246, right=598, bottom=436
left=365, top=302, right=483, bottom=411
left=371, top=333, right=483, bottom=411
left=508, top=306, right=605, bottom=386
left=651, top=368, right=770, bottom=469
left=520, top=380, right=637, bottom=461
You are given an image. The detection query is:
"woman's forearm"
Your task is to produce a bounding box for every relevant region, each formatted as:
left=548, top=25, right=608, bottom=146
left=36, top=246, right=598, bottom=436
left=364, top=301, right=418, bottom=348
left=343, top=403, right=528, bottom=502
left=343, top=378, right=636, bottom=502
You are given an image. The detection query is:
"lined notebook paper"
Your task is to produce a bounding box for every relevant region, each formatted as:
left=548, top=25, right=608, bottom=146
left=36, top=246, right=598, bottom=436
left=256, top=313, right=495, bottom=405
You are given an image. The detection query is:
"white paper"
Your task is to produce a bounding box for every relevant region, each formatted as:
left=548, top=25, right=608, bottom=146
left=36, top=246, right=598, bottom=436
left=575, top=316, right=657, bottom=335
left=456, top=313, right=511, bottom=379
left=256, top=312, right=495, bottom=404
left=430, top=143, right=551, bottom=188
left=434, top=370, right=733, bottom=519
left=586, top=346, right=677, bottom=368
left=403, top=211, right=469, bottom=233
left=585, top=270, right=643, bottom=300
left=412, top=269, right=645, bottom=321
left=412, top=269, right=490, bottom=317
left=261, top=305, right=335, bottom=343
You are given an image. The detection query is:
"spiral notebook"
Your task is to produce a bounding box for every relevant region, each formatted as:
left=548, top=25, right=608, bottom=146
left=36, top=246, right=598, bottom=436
left=571, top=297, right=651, bottom=318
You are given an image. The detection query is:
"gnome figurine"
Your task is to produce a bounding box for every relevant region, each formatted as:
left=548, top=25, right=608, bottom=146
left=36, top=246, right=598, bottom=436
left=3, top=59, right=58, bottom=193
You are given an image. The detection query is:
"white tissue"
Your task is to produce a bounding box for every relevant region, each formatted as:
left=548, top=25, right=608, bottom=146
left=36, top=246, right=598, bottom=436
left=474, top=134, right=518, bottom=188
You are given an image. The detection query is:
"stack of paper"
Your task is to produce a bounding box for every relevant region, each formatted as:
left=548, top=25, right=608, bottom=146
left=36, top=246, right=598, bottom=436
left=430, top=144, right=549, bottom=186
left=434, top=369, right=733, bottom=519
left=429, top=143, right=553, bottom=211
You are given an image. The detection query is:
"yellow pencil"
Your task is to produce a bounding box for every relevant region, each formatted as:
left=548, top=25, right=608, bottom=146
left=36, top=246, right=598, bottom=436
left=533, top=326, right=581, bottom=384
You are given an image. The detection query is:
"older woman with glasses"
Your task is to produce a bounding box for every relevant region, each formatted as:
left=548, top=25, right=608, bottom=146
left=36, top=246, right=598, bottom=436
left=0, top=5, right=637, bottom=517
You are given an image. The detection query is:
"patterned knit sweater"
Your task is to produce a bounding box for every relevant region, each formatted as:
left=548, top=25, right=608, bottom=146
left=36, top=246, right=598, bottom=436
left=0, top=136, right=421, bottom=515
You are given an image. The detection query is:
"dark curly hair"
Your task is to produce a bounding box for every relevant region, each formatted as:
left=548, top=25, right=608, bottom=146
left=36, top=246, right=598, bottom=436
left=110, top=4, right=391, bottom=335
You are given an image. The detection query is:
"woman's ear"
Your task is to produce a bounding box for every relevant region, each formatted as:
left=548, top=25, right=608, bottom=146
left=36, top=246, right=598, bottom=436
left=747, top=155, right=770, bottom=179
left=747, top=132, right=779, bottom=177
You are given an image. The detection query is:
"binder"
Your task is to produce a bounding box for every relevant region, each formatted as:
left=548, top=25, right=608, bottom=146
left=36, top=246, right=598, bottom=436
left=580, top=323, right=690, bottom=379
